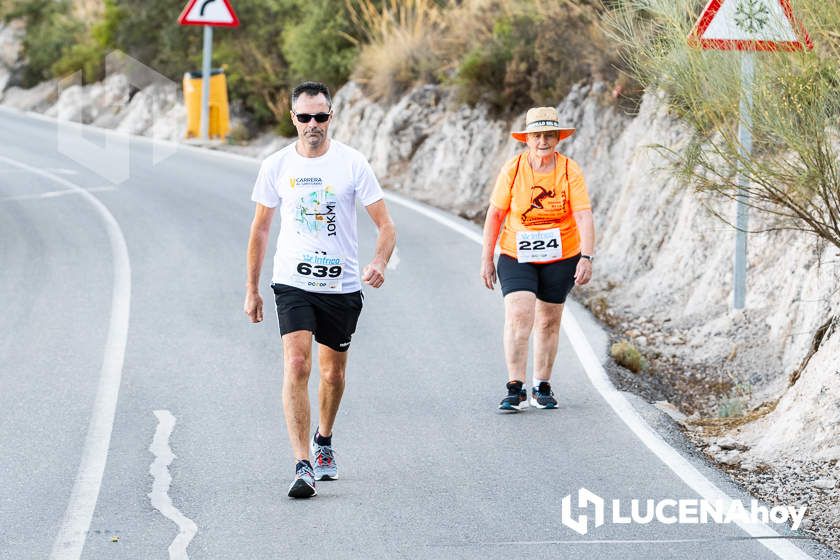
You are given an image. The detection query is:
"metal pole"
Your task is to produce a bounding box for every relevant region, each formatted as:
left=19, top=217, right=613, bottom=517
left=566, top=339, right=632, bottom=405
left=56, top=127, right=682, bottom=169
left=200, top=25, right=213, bottom=140
left=734, top=52, right=754, bottom=310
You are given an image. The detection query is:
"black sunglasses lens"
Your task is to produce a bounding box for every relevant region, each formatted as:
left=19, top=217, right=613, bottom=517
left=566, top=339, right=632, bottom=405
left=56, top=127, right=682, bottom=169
left=295, top=112, right=330, bottom=124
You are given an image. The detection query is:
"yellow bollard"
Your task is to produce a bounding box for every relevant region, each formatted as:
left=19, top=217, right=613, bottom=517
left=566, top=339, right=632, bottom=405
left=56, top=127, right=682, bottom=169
left=183, top=68, right=231, bottom=139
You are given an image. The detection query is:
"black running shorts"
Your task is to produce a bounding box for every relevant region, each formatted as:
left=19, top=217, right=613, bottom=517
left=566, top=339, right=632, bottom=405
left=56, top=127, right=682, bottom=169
left=271, top=283, right=363, bottom=352
left=496, top=253, right=581, bottom=304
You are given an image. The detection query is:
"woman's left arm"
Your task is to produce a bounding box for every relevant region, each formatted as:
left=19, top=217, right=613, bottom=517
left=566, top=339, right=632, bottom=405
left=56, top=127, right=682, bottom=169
left=573, top=209, right=595, bottom=285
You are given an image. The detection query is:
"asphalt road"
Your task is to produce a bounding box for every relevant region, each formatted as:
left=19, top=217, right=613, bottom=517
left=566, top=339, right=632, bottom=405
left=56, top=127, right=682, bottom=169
left=0, top=108, right=835, bottom=560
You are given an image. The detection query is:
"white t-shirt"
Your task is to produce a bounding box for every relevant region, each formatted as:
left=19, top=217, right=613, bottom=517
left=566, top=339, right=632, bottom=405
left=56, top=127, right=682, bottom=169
left=251, top=139, right=384, bottom=294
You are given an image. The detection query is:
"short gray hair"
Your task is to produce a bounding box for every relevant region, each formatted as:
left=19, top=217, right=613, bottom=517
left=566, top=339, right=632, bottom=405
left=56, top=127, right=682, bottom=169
left=291, top=81, right=332, bottom=109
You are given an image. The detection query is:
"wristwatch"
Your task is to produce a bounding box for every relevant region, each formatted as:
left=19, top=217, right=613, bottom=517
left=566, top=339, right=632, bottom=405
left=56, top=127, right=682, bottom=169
left=581, top=254, right=594, bottom=262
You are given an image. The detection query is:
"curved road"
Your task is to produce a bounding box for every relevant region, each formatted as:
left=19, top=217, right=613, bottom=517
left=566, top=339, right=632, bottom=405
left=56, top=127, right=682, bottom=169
left=0, top=108, right=834, bottom=560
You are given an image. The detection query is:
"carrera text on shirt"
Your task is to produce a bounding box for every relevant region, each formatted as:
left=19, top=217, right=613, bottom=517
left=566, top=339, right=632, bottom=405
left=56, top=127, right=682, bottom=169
left=251, top=140, right=384, bottom=293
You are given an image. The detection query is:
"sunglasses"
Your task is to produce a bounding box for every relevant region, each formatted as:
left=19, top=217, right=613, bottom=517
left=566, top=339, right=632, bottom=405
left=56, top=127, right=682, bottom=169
left=294, top=111, right=331, bottom=124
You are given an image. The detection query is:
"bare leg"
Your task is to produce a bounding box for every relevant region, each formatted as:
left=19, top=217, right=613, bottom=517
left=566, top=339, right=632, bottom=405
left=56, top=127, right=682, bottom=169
left=503, top=291, right=536, bottom=383
left=533, top=300, right=564, bottom=381
left=317, top=344, right=349, bottom=437
left=282, top=330, right=313, bottom=461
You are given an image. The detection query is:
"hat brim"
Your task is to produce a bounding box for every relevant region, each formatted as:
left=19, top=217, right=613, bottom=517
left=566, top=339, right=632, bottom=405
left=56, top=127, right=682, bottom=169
left=512, top=127, right=575, bottom=143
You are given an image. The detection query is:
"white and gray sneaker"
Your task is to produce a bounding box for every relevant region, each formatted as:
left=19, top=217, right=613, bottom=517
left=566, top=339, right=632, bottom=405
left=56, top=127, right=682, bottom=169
left=312, top=437, right=338, bottom=481
left=288, top=460, right=317, bottom=499
left=530, top=381, right=558, bottom=409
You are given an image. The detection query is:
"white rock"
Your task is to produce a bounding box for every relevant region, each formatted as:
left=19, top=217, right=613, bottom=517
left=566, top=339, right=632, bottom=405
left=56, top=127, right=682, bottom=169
left=813, top=478, right=837, bottom=490
left=2, top=80, right=59, bottom=111
left=715, top=450, right=742, bottom=466
left=717, top=435, right=749, bottom=451
left=0, top=20, right=24, bottom=69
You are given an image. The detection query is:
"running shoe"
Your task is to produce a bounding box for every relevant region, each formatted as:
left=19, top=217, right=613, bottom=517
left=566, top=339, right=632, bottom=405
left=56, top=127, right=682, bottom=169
left=530, top=381, right=558, bottom=409
left=499, top=380, right=529, bottom=411
left=288, top=460, right=317, bottom=499
left=312, top=436, right=338, bottom=481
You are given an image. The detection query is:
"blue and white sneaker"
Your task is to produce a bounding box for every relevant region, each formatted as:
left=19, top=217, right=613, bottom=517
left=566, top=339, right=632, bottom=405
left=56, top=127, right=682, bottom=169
left=288, top=460, right=317, bottom=498
left=312, top=437, right=338, bottom=481
left=499, top=381, right=529, bottom=412
left=530, top=381, right=558, bottom=409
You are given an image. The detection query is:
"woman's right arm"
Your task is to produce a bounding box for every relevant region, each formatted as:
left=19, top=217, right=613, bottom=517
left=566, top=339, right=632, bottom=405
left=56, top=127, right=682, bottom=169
left=480, top=204, right=507, bottom=290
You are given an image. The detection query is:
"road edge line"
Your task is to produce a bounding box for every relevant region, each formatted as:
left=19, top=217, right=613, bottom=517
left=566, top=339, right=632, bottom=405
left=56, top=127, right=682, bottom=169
left=0, top=154, right=133, bottom=560
left=382, top=190, right=814, bottom=560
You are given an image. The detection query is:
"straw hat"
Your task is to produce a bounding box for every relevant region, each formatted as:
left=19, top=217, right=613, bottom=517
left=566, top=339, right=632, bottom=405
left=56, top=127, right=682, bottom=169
left=511, top=107, right=575, bottom=143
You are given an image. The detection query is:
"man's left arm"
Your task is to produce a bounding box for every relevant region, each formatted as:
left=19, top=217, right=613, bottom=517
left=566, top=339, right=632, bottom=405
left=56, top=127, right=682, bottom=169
left=362, top=199, right=396, bottom=288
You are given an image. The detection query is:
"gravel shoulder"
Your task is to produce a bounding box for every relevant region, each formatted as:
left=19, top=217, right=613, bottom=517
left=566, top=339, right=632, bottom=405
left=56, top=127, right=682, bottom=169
left=576, top=286, right=840, bottom=556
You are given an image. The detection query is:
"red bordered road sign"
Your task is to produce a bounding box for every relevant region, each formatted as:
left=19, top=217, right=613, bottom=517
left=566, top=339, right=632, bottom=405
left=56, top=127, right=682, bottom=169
left=689, top=0, right=813, bottom=51
left=178, top=0, right=240, bottom=27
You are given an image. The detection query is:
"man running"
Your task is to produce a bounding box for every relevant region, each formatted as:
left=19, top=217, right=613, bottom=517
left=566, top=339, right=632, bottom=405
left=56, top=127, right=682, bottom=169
left=244, top=81, right=396, bottom=498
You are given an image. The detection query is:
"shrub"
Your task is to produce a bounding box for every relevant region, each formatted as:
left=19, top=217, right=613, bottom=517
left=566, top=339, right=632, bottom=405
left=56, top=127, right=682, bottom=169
left=611, top=339, right=647, bottom=373
left=446, top=0, right=620, bottom=113
left=347, top=0, right=445, bottom=101
left=604, top=0, right=840, bottom=249
left=4, top=0, right=82, bottom=86
left=282, top=0, right=357, bottom=90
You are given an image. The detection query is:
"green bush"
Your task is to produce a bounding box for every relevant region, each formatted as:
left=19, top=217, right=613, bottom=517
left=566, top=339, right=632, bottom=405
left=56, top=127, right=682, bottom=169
left=4, top=0, right=82, bottom=86
left=605, top=0, right=840, bottom=249
left=282, top=0, right=357, bottom=90
left=451, top=1, right=618, bottom=113
left=610, top=339, right=648, bottom=373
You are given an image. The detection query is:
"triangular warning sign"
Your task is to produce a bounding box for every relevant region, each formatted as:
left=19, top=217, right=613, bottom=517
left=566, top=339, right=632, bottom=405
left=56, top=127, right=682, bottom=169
left=689, top=0, right=812, bottom=51
left=178, top=0, right=240, bottom=27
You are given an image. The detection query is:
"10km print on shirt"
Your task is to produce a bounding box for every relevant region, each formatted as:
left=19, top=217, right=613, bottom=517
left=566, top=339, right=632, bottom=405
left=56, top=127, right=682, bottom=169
left=293, top=178, right=338, bottom=237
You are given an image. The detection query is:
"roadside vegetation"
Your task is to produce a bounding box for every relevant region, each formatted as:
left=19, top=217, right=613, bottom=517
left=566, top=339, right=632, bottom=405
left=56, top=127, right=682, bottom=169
left=1, top=0, right=627, bottom=135
left=604, top=0, right=840, bottom=249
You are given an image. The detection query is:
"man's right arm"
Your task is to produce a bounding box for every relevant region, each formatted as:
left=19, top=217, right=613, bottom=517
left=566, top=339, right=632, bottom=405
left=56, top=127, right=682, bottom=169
left=244, top=203, right=276, bottom=323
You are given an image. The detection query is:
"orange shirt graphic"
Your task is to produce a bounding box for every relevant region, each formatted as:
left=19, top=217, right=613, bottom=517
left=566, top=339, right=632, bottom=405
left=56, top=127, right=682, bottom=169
left=490, top=152, right=591, bottom=262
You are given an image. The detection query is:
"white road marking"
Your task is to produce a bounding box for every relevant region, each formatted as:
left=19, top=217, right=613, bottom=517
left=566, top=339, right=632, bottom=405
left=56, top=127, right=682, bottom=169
left=149, top=410, right=198, bottom=560
left=0, top=167, right=78, bottom=175
left=0, top=155, right=132, bottom=560
left=443, top=536, right=812, bottom=546
left=382, top=190, right=814, bottom=560
left=0, top=186, right=116, bottom=202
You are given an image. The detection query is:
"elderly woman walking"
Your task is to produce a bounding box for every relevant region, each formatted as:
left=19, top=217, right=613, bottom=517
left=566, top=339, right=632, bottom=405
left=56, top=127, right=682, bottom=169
left=480, top=107, right=595, bottom=411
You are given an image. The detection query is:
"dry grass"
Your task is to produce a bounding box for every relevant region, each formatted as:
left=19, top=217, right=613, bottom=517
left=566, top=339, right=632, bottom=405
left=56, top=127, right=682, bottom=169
left=611, top=339, right=648, bottom=373
left=685, top=399, right=780, bottom=436
left=345, top=0, right=621, bottom=110
left=345, top=0, right=447, bottom=101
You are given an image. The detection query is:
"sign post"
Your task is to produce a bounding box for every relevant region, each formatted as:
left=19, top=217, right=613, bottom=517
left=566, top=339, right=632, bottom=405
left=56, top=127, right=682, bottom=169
left=178, top=0, right=240, bottom=140
left=689, top=0, right=813, bottom=310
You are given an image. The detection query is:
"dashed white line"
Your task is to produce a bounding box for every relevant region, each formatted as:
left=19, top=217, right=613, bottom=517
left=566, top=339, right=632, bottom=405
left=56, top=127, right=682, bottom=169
left=0, top=167, right=78, bottom=175
left=0, top=155, right=132, bottom=560
left=0, top=186, right=116, bottom=202
left=149, top=410, right=198, bottom=560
